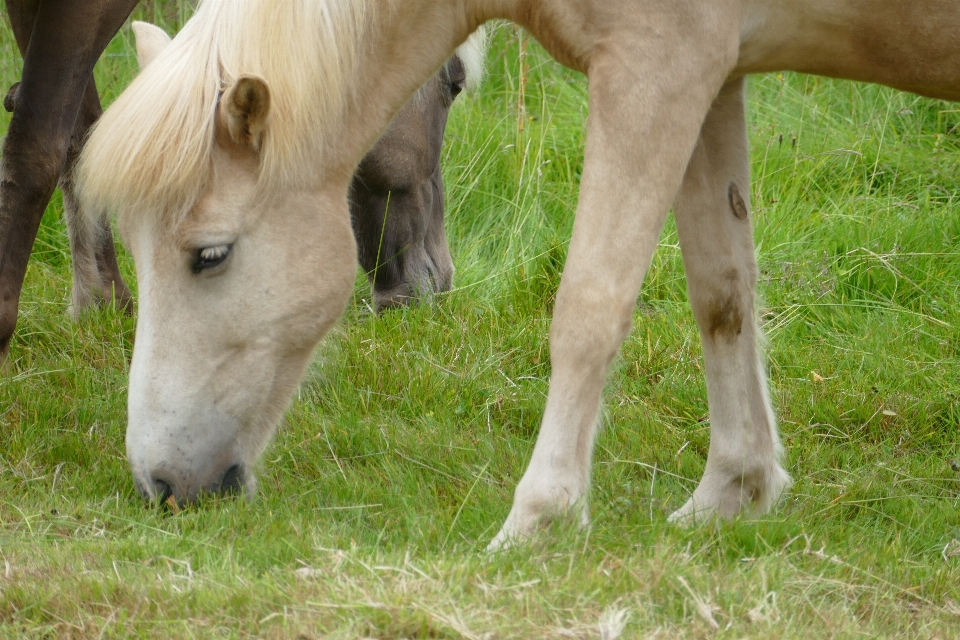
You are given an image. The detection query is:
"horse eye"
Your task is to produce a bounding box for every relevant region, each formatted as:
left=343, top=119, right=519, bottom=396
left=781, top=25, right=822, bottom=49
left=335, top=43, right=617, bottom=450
left=193, top=244, right=232, bottom=273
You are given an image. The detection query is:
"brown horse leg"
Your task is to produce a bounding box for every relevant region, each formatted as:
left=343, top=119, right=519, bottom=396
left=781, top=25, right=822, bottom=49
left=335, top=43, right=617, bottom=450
left=6, top=76, right=134, bottom=316
left=670, top=78, right=791, bottom=523
left=60, top=80, right=133, bottom=316
left=0, top=0, right=139, bottom=362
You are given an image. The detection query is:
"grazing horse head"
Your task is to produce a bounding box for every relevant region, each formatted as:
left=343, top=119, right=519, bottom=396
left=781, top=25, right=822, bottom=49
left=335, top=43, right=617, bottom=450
left=350, top=33, right=486, bottom=312
left=350, top=55, right=463, bottom=311
left=77, top=9, right=485, bottom=505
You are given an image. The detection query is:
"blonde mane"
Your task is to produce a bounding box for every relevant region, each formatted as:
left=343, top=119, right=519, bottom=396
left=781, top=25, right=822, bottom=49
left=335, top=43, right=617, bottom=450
left=407, top=25, right=488, bottom=107
left=458, top=25, right=489, bottom=93
left=77, top=0, right=374, bottom=224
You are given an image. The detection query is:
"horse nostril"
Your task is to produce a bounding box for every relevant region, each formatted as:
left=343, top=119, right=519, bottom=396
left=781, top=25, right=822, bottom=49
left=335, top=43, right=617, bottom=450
left=218, top=464, right=245, bottom=495
left=152, top=478, right=173, bottom=503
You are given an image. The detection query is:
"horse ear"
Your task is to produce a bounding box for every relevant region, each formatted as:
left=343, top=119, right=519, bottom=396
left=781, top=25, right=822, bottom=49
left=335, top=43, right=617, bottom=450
left=219, top=75, right=271, bottom=151
left=132, top=21, right=172, bottom=70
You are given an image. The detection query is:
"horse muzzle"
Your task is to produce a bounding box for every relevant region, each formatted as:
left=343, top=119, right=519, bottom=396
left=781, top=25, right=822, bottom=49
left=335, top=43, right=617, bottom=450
left=130, top=441, right=254, bottom=506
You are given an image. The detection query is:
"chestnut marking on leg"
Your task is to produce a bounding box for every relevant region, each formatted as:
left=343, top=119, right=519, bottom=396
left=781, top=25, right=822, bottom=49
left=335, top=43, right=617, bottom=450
left=707, top=269, right=743, bottom=343
left=728, top=182, right=748, bottom=220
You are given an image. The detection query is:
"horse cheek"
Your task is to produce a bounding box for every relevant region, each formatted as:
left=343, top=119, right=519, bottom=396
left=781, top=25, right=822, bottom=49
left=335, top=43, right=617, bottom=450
left=273, top=193, right=357, bottom=353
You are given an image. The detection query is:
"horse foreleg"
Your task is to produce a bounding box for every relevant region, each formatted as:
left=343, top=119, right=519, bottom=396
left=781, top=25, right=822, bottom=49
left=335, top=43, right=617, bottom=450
left=0, top=0, right=138, bottom=362
left=60, top=79, right=133, bottom=317
left=489, top=31, right=737, bottom=548
left=669, top=78, right=791, bottom=523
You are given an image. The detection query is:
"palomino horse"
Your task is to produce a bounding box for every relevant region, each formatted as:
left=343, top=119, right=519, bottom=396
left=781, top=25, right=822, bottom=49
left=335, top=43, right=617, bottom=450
left=0, top=5, right=481, bottom=365
left=77, top=0, right=960, bottom=547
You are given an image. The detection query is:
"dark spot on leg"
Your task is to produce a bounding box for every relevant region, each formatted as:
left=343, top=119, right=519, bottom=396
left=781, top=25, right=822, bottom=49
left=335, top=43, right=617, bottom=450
left=728, top=182, right=748, bottom=220
left=707, top=270, right=743, bottom=343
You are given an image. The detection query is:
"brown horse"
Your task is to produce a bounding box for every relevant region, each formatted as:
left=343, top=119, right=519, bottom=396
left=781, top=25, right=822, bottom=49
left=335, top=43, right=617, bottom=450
left=0, top=0, right=138, bottom=363
left=0, top=4, right=484, bottom=363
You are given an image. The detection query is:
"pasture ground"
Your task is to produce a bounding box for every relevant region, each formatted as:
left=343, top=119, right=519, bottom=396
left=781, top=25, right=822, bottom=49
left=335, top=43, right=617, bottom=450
left=2, top=3, right=959, bottom=638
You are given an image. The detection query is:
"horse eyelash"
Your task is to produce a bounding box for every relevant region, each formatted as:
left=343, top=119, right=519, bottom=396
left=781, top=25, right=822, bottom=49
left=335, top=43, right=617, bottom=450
left=193, top=244, right=232, bottom=273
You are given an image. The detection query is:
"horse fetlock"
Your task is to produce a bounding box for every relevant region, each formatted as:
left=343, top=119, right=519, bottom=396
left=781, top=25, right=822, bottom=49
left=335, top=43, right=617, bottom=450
left=67, top=255, right=100, bottom=318
left=668, top=460, right=791, bottom=525
left=67, top=272, right=135, bottom=319
left=67, top=286, right=97, bottom=319
left=488, top=477, right=589, bottom=550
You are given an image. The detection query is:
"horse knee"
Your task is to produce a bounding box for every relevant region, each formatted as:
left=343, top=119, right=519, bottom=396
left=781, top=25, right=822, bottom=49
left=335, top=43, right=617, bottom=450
left=550, top=282, right=634, bottom=366
left=1, top=135, right=64, bottom=205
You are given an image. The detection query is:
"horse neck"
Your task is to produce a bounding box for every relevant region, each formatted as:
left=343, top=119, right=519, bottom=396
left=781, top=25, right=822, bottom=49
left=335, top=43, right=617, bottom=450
left=328, top=5, right=460, bottom=175
left=332, top=0, right=529, bottom=175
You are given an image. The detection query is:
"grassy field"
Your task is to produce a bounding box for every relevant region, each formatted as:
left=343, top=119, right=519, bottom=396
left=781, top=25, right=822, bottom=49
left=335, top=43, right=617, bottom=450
left=2, top=4, right=960, bottom=638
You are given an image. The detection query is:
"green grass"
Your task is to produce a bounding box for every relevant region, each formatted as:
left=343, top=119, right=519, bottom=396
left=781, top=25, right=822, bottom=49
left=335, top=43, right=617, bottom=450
left=2, top=7, right=960, bottom=638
